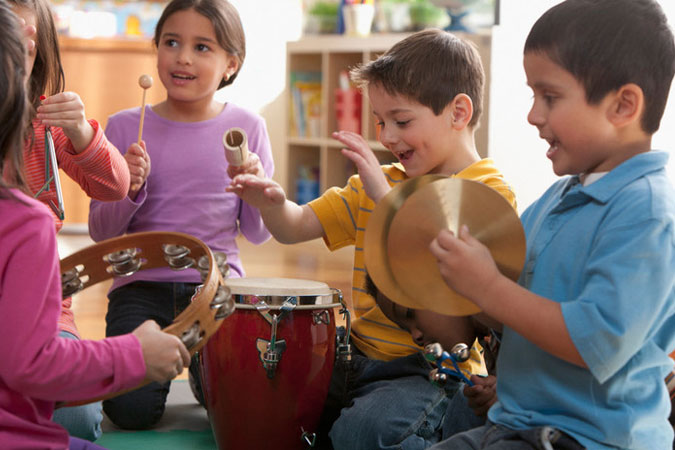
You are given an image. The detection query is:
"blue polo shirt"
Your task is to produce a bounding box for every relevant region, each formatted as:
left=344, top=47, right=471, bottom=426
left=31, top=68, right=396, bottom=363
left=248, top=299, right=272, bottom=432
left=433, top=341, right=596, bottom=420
left=489, top=151, right=675, bottom=449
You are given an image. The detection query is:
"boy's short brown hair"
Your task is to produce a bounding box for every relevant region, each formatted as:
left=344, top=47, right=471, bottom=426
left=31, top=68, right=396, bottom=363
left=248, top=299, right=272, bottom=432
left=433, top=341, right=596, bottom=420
left=350, top=29, right=485, bottom=128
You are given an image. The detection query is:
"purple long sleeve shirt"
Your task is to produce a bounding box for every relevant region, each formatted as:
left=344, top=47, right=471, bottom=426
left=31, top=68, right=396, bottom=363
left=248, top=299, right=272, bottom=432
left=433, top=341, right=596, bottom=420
left=89, top=103, right=274, bottom=290
left=0, top=191, right=145, bottom=449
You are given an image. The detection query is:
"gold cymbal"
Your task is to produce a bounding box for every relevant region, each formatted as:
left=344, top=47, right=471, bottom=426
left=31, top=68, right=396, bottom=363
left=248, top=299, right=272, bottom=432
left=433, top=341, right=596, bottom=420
left=363, top=174, right=446, bottom=309
left=368, top=177, right=526, bottom=316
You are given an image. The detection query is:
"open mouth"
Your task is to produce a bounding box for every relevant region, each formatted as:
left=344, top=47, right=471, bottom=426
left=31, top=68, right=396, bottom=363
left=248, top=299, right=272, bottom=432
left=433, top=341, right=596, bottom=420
left=172, top=73, right=196, bottom=80
left=545, top=138, right=559, bottom=158
left=395, top=149, right=414, bottom=161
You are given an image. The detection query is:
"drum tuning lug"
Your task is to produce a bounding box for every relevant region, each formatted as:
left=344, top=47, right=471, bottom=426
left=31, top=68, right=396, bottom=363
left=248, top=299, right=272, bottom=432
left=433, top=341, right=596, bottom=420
left=300, top=427, right=317, bottom=447
left=181, top=322, right=202, bottom=350
left=61, top=268, right=84, bottom=297
left=256, top=338, right=286, bottom=379
left=210, top=285, right=234, bottom=320
left=336, top=343, right=352, bottom=365
left=312, top=310, right=331, bottom=325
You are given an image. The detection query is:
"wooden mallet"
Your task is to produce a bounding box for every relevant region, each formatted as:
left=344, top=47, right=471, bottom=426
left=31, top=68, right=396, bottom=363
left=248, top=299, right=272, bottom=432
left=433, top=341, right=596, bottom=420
left=137, top=74, right=153, bottom=145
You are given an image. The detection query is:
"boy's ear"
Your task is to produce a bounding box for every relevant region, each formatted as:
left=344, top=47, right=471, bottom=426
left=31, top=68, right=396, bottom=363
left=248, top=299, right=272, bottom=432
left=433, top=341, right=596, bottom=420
left=607, top=83, right=644, bottom=128
left=449, top=94, right=474, bottom=129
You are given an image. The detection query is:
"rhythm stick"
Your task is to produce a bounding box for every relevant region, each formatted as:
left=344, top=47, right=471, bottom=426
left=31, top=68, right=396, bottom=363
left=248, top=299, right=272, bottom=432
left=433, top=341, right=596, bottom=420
left=222, top=127, right=249, bottom=166
left=137, top=74, right=153, bottom=145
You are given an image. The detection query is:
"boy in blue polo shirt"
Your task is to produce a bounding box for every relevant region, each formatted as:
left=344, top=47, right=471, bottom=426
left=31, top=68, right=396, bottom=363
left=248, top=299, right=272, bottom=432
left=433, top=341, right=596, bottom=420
left=427, top=0, right=675, bottom=448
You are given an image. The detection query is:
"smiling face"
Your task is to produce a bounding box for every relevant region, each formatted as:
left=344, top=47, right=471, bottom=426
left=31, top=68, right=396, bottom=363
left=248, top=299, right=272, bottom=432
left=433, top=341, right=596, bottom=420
left=524, top=51, right=626, bottom=177
left=369, top=83, right=459, bottom=177
left=156, top=8, right=238, bottom=106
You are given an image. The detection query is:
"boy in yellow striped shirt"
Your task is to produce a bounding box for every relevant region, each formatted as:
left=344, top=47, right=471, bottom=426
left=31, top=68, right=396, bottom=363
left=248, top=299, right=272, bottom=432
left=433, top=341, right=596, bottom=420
left=229, top=28, right=516, bottom=450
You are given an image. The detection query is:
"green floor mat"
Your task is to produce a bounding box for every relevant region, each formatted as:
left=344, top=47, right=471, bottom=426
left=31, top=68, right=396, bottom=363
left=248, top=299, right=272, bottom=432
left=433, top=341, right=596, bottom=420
left=97, top=429, right=216, bottom=449
left=98, top=380, right=216, bottom=449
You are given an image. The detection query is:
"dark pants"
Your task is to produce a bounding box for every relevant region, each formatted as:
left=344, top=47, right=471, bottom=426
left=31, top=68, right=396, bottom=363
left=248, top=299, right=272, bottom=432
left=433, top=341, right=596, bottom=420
left=103, top=281, right=201, bottom=430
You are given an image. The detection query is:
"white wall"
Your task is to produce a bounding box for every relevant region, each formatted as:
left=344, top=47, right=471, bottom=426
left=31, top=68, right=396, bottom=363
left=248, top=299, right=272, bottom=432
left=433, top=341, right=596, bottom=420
left=214, top=0, right=304, bottom=186
left=490, top=0, right=675, bottom=213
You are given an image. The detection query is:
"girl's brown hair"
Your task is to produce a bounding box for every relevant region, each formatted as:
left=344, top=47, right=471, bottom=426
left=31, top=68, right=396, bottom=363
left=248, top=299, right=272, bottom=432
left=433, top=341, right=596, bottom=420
left=8, top=0, right=64, bottom=117
left=153, top=0, right=245, bottom=90
left=0, top=1, right=30, bottom=198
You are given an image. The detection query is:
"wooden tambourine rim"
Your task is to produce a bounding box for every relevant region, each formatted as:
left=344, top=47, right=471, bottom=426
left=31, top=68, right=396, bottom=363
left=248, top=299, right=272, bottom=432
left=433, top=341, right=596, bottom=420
left=60, top=231, right=230, bottom=406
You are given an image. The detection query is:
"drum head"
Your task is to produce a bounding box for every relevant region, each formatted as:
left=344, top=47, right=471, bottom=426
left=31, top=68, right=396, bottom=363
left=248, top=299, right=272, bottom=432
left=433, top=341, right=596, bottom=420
left=226, top=277, right=337, bottom=307
left=227, top=277, right=331, bottom=296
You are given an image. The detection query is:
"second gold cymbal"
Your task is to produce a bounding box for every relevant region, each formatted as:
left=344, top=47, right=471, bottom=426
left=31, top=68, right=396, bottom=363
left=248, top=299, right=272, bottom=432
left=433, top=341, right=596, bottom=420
left=386, top=177, right=526, bottom=316
left=363, top=175, right=445, bottom=309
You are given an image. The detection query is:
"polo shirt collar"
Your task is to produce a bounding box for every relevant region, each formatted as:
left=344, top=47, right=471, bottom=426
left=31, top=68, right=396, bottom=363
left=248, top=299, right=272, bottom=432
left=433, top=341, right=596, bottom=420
left=561, top=151, right=669, bottom=205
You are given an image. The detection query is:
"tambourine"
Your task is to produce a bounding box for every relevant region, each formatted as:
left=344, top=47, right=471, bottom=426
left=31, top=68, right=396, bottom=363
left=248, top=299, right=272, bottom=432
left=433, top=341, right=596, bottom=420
left=60, top=231, right=233, bottom=405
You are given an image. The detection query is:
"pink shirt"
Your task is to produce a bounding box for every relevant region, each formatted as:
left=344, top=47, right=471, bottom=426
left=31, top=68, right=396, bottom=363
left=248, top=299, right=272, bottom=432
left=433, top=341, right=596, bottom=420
left=0, top=190, right=145, bottom=449
left=23, top=119, right=130, bottom=338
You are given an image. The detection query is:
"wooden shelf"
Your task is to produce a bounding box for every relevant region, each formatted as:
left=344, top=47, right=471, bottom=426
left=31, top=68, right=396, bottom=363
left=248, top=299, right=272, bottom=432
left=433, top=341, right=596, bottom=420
left=284, top=31, right=492, bottom=202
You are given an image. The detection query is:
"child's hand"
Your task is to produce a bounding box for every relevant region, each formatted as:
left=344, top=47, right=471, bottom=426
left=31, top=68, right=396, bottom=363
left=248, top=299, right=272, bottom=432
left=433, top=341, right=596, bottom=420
left=429, top=225, right=501, bottom=305
left=37, top=92, right=94, bottom=153
left=132, top=320, right=190, bottom=383
left=227, top=152, right=264, bottom=179
left=227, top=174, right=286, bottom=209
left=464, top=374, right=497, bottom=417
left=125, top=141, right=151, bottom=200
left=332, top=131, right=390, bottom=203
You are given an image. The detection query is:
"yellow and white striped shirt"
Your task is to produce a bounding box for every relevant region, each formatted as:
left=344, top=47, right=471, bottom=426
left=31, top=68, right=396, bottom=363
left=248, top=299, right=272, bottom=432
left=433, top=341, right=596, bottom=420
left=309, top=159, right=517, bottom=375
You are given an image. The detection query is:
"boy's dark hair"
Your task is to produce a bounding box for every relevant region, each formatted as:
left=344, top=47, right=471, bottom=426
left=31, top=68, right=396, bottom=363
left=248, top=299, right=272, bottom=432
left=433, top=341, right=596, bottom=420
left=9, top=0, right=64, bottom=117
left=0, top=1, right=29, bottom=198
left=154, top=0, right=245, bottom=89
left=350, top=28, right=485, bottom=128
left=524, top=0, right=675, bottom=134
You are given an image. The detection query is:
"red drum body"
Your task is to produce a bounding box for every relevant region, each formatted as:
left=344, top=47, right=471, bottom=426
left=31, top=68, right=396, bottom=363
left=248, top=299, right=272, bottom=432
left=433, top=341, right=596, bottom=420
left=201, top=278, right=343, bottom=450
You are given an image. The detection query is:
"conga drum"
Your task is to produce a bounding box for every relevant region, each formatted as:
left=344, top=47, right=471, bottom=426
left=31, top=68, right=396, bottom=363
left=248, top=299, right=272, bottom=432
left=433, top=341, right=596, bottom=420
left=200, top=277, right=348, bottom=449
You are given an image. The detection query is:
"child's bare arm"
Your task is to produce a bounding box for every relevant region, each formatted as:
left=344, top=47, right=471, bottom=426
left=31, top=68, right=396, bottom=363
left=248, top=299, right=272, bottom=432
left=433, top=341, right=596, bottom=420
left=333, top=131, right=390, bottom=203
left=37, top=92, right=95, bottom=152
left=132, top=320, right=190, bottom=383
left=429, top=226, right=585, bottom=367
left=228, top=174, right=324, bottom=243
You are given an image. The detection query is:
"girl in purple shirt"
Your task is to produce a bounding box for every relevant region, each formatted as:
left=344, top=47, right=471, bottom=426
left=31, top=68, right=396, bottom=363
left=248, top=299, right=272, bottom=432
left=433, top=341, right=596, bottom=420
left=88, top=0, right=273, bottom=430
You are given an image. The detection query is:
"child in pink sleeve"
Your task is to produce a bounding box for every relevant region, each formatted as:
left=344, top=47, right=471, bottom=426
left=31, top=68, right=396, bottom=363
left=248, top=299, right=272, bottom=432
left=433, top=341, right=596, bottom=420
left=0, top=8, right=190, bottom=448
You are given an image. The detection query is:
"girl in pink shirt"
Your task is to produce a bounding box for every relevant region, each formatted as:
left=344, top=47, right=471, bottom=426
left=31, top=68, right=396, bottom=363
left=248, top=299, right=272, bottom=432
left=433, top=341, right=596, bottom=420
left=9, top=0, right=130, bottom=440
left=0, top=8, right=190, bottom=449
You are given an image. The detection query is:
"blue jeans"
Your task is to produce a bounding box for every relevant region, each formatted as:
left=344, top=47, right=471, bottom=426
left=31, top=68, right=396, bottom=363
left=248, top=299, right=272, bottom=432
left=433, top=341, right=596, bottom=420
left=429, top=421, right=584, bottom=450
left=52, top=331, right=103, bottom=441
left=102, top=281, right=201, bottom=430
left=324, top=347, right=462, bottom=450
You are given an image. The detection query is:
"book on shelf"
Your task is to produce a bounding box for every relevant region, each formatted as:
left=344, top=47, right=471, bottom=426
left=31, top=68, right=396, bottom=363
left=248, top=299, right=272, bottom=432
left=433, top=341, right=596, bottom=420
left=289, top=71, right=322, bottom=138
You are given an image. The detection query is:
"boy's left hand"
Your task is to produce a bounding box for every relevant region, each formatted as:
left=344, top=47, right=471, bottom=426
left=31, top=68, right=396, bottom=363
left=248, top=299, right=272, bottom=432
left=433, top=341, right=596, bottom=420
left=332, top=130, right=390, bottom=203
left=37, top=92, right=94, bottom=153
left=464, top=374, right=497, bottom=417
left=429, top=225, right=501, bottom=305
left=227, top=152, right=264, bottom=179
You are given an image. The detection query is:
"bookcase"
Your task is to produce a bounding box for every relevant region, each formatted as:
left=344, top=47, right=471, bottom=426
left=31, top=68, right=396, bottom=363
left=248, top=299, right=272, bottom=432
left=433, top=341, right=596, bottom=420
left=285, top=31, right=492, bottom=203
